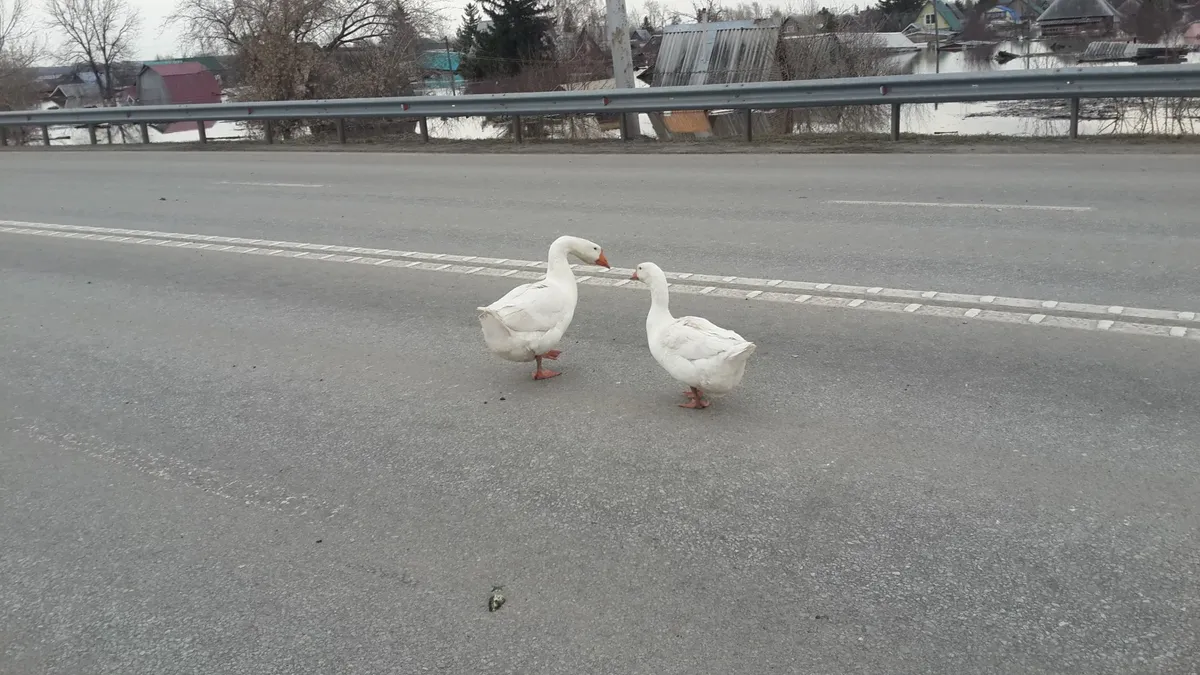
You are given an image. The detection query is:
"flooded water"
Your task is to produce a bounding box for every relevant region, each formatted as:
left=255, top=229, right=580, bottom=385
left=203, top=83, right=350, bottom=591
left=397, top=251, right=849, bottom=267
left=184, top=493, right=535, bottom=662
left=893, top=39, right=1200, bottom=136
left=420, top=39, right=1200, bottom=141
left=37, top=39, right=1200, bottom=146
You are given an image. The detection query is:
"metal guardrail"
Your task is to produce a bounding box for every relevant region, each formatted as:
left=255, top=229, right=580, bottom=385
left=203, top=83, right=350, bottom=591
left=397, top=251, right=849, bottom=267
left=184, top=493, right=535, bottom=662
left=2, top=63, right=1199, bottom=145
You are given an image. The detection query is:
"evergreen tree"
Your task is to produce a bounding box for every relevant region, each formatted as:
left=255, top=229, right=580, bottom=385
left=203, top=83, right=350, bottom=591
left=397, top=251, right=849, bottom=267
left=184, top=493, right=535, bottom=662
left=461, top=0, right=555, bottom=78
left=640, top=15, right=654, bottom=31
left=456, top=3, right=482, bottom=52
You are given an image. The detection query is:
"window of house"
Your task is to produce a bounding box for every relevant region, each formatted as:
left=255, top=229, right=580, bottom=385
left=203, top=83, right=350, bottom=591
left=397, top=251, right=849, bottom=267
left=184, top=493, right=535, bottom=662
left=924, top=13, right=936, bottom=23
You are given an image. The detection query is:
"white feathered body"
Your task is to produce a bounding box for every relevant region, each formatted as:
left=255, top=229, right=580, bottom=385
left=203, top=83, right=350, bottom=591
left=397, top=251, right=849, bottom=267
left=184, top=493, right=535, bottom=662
left=477, top=277, right=578, bottom=362
left=647, top=314, right=756, bottom=396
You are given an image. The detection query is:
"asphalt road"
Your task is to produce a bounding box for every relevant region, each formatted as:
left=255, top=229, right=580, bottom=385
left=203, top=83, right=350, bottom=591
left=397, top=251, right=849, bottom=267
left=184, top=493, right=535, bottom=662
left=1, top=152, right=1198, bottom=675
left=0, top=151, right=1197, bottom=309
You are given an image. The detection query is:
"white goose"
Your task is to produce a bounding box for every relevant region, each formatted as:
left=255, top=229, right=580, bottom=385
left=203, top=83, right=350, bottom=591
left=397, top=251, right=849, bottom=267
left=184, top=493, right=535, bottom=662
left=477, top=236, right=610, bottom=380
left=631, top=262, right=756, bottom=409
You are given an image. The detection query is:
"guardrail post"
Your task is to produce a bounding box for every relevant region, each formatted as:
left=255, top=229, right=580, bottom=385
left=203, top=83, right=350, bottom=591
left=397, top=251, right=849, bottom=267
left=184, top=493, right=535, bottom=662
left=1069, top=98, right=1080, bottom=139
left=0, top=127, right=7, bottom=147
left=87, top=125, right=97, bottom=145
left=264, top=122, right=275, bottom=145
left=139, top=122, right=150, bottom=144
left=40, top=125, right=50, bottom=146
left=197, top=121, right=207, bottom=144
left=419, top=116, right=430, bottom=143
left=512, top=115, right=523, bottom=144
left=890, top=103, right=901, bottom=141
left=744, top=108, right=753, bottom=142
left=336, top=118, right=347, bottom=144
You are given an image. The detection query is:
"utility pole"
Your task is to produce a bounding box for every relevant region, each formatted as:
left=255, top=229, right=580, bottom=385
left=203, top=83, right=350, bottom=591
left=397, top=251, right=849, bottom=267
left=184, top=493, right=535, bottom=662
left=445, top=36, right=458, bottom=96
left=605, top=0, right=637, bottom=138
left=932, top=0, right=940, bottom=74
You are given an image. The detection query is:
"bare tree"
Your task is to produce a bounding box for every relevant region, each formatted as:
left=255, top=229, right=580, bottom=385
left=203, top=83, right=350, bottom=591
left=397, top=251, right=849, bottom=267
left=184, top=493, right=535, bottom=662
left=44, top=0, right=140, bottom=103
left=172, top=0, right=441, bottom=139
left=1, top=0, right=41, bottom=129
left=174, top=0, right=440, bottom=96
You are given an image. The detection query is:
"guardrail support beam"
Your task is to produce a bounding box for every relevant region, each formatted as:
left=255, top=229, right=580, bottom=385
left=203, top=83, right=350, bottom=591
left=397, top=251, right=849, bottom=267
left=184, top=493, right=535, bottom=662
left=336, top=118, right=347, bottom=144
left=1069, top=98, right=1080, bottom=139
left=744, top=109, right=754, bottom=142
left=139, top=123, right=150, bottom=144
left=197, top=121, right=207, bottom=144
left=419, top=116, right=430, bottom=143
left=87, top=124, right=97, bottom=145
left=264, top=122, right=275, bottom=145
left=0, top=127, right=7, bottom=147
left=40, top=125, right=50, bottom=146
left=512, top=116, right=523, bottom=144
left=890, top=103, right=901, bottom=141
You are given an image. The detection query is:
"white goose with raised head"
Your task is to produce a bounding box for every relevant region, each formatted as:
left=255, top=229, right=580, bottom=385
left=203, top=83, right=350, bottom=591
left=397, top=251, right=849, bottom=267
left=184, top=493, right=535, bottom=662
left=631, top=262, right=756, bottom=409
left=477, top=236, right=610, bottom=380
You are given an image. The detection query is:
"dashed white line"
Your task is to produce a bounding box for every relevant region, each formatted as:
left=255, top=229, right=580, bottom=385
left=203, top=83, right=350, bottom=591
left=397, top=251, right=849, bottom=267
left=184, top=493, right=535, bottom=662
left=217, top=181, right=325, bottom=188
left=3, top=220, right=1197, bottom=343
left=827, top=199, right=1093, bottom=212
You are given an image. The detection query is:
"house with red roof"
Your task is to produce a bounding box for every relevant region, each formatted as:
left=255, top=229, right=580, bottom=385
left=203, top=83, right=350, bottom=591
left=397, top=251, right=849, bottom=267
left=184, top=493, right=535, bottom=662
left=136, top=61, right=223, bottom=133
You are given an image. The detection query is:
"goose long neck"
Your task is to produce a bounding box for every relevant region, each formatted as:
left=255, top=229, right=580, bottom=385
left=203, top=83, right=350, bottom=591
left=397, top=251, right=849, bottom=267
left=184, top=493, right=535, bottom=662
left=647, top=274, right=673, bottom=324
left=546, top=238, right=576, bottom=281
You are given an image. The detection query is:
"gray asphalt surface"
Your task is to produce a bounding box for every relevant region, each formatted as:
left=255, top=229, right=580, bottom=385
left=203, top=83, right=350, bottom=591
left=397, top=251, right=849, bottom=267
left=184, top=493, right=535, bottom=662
left=0, top=151, right=1197, bottom=309
left=1, top=226, right=1198, bottom=674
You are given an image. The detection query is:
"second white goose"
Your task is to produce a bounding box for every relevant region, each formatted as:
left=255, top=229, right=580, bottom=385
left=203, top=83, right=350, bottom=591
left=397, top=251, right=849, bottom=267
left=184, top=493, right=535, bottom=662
left=630, top=262, right=756, bottom=409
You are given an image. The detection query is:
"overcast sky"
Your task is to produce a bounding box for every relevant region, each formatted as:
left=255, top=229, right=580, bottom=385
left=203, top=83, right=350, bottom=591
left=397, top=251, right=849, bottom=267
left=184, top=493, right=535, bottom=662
left=32, top=0, right=848, bottom=60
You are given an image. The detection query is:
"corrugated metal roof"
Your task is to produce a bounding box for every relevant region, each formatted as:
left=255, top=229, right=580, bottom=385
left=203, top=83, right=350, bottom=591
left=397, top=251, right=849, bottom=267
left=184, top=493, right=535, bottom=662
left=651, top=19, right=784, bottom=87
left=1078, top=41, right=1183, bottom=61
left=147, top=62, right=207, bottom=77
left=1037, top=0, right=1121, bottom=22
left=138, top=62, right=222, bottom=105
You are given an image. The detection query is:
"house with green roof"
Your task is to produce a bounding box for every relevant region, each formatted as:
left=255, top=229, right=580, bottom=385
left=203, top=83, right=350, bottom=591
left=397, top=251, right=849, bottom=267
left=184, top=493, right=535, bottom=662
left=912, top=0, right=967, bottom=32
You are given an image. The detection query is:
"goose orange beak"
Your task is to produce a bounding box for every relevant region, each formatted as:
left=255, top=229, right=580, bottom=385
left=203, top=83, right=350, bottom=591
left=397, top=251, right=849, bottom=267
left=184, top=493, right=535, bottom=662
left=595, top=252, right=610, bottom=268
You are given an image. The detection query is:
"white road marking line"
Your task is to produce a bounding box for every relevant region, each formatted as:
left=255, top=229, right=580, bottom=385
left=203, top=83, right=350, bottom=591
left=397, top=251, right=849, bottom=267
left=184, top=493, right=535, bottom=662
left=4, top=220, right=1196, bottom=342
left=217, top=181, right=325, bottom=188
left=867, top=287, right=883, bottom=294
left=827, top=199, right=1093, bottom=212
left=1108, top=306, right=1125, bottom=315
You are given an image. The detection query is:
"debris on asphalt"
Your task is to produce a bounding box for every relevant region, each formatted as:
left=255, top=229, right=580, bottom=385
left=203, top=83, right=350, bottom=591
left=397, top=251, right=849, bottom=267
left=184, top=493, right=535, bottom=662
left=488, top=587, right=505, bottom=612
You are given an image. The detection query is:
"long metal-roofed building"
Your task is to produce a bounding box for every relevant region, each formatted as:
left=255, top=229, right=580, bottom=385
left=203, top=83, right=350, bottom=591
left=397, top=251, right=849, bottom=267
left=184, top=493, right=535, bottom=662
left=645, top=17, right=803, bottom=140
